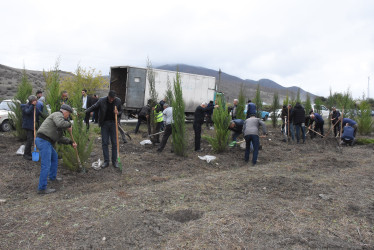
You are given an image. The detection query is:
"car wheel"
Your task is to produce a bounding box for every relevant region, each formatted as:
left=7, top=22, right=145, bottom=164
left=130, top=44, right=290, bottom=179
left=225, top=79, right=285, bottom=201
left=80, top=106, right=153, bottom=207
left=1, top=120, right=11, bottom=132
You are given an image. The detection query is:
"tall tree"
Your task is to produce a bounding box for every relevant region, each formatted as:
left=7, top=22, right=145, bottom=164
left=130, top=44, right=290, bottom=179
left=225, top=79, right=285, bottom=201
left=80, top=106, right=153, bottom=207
left=271, top=92, right=279, bottom=128
left=236, top=84, right=246, bottom=120
left=9, top=67, right=33, bottom=140
left=296, top=88, right=301, bottom=104
left=146, top=58, right=158, bottom=133
left=44, top=59, right=62, bottom=113
left=253, top=83, right=262, bottom=119
left=60, top=66, right=108, bottom=106
left=205, top=95, right=230, bottom=152
left=304, top=94, right=312, bottom=114
left=171, top=71, right=187, bottom=156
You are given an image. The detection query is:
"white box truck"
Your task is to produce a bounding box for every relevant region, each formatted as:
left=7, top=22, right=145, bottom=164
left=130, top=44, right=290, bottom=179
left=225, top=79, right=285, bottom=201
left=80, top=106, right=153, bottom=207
left=110, top=66, right=217, bottom=118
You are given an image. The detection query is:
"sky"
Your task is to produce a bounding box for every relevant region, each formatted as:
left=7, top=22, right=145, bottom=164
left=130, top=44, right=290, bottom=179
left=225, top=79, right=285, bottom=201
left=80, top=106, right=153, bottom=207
left=1, top=0, right=374, bottom=98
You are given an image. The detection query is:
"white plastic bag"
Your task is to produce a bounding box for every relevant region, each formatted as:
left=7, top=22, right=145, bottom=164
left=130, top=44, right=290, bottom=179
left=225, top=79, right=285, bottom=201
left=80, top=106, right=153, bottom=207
left=140, top=140, right=152, bottom=145
left=91, top=159, right=102, bottom=170
left=16, top=145, right=25, bottom=155
left=198, top=155, right=216, bottom=163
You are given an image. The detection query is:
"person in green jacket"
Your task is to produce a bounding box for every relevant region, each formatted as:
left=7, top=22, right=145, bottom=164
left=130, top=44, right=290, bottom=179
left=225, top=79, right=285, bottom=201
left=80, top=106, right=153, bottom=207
left=35, top=104, right=77, bottom=194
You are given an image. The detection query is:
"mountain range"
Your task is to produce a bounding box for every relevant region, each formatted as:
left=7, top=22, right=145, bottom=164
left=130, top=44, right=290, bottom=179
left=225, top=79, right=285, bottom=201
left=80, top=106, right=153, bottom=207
left=156, top=64, right=315, bottom=104
left=0, top=63, right=315, bottom=104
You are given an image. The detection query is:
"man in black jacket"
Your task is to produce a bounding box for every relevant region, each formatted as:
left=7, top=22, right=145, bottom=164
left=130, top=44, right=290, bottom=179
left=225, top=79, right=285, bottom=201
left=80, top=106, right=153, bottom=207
left=134, top=100, right=151, bottom=135
left=331, top=107, right=341, bottom=137
left=291, top=103, right=306, bottom=143
left=193, top=102, right=216, bottom=151
left=86, top=90, right=122, bottom=168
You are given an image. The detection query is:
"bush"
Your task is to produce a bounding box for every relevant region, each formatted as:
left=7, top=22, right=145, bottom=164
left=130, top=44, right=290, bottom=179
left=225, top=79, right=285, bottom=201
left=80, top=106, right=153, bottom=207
left=357, top=100, right=373, bottom=135
left=8, top=68, right=33, bottom=140
left=61, top=113, right=93, bottom=172
left=204, top=95, right=230, bottom=152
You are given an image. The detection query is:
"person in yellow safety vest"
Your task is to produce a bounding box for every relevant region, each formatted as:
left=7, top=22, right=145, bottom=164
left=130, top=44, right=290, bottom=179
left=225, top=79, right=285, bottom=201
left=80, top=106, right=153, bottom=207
left=152, top=103, right=164, bottom=144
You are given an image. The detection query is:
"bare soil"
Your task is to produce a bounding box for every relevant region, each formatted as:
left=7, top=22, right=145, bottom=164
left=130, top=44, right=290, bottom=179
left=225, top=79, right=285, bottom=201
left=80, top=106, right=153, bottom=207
left=1, top=122, right=373, bottom=249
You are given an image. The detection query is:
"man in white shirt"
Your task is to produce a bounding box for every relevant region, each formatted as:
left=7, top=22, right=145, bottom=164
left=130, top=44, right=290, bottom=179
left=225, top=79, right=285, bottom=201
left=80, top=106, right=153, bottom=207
left=157, top=103, right=173, bottom=152
left=81, top=89, right=93, bottom=130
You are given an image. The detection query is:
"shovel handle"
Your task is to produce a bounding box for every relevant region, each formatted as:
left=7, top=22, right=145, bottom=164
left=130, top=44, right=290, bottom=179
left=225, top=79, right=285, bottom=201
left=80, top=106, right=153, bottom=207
left=69, top=129, right=82, bottom=167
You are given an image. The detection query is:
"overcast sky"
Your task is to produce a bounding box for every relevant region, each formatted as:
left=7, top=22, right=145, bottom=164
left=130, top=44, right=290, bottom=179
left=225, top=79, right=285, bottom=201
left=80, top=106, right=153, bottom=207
left=1, top=0, right=374, bottom=98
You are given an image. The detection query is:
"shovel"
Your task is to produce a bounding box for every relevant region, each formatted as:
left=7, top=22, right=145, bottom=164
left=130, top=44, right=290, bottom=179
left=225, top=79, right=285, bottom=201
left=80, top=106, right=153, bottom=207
left=32, top=106, right=40, bottom=162
left=68, top=129, right=84, bottom=172
left=114, top=106, right=122, bottom=172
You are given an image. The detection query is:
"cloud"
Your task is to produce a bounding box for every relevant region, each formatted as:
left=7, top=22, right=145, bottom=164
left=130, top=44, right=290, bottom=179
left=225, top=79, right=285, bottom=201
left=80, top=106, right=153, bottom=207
left=1, top=0, right=374, bottom=98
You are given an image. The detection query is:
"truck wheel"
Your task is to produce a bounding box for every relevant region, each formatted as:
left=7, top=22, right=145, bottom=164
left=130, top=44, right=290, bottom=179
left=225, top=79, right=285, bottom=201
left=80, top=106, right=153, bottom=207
left=1, top=120, right=11, bottom=132
left=263, top=115, right=268, bottom=121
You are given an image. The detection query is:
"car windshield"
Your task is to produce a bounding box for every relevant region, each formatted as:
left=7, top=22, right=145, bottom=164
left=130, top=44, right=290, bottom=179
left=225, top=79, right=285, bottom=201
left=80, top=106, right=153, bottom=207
left=0, top=101, right=14, bottom=111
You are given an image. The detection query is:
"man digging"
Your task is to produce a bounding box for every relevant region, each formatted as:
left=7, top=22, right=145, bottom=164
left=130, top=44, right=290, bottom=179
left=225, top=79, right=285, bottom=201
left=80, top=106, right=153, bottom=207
left=35, top=104, right=77, bottom=194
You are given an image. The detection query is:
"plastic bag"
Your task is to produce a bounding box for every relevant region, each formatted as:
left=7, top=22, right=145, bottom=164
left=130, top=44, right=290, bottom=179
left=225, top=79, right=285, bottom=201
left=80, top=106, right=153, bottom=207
left=198, top=155, right=216, bottom=163
left=16, top=145, right=25, bottom=155
left=140, top=140, right=152, bottom=145
left=91, top=159, right=102, bottom=170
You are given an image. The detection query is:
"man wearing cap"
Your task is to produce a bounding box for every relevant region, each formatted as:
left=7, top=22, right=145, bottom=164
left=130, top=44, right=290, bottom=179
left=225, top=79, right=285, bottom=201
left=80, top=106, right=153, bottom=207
left=21, top=95, right=46, bottom=161
left=35, top=104, right=77, bottom=194
left=85, top=90, right=122, bottom=168
left=193, top=102, right=216, bottom=152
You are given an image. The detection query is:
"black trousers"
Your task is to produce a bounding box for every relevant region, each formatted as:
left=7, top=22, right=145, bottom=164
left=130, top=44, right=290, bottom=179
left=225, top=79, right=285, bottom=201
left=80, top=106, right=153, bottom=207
left=24, top=129, right=34, bottom=157
left=135, top=115, right=151, bottom=134
left=158, top=124, right=172, bottom=151
left=314, top=122, right=324, bottom=137
left=206, top=114, right=213, bottom=127
left=84, top=111, right=90, bottom=130
left=333, top=121, right=341, bottom=137
left=193, top=122, right=202, bottom=151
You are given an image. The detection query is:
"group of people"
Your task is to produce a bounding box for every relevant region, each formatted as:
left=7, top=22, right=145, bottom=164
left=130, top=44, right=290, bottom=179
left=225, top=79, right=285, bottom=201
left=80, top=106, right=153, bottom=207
left=280, top=104, right=358, bottom=145
left=21, top=89, right=107, bottom=194
left=21, top=89, right=360, bottom=194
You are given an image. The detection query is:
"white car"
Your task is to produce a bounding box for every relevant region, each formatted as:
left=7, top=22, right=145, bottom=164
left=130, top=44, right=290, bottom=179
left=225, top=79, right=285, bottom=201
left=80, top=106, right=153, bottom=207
left=0, top=100, right=16, bottom=132
left=269, top=108, right=282, bottom=118
left=312, top=104, right=330, bottom=119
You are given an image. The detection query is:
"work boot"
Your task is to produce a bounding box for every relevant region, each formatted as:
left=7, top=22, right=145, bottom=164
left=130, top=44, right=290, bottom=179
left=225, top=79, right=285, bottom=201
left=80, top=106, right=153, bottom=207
left=101, top=162, right=109, bottom=168
left=23, top=154, right=32, bottom=161
left=113, top=162, right=119, bottom=168
left=38, top=188, right=56, bottom=195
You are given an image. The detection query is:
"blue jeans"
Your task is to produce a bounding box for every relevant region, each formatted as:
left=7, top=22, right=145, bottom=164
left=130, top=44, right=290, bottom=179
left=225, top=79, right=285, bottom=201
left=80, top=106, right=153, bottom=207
left=294, top=123, right=306, bottom=142
left=101, top=120, right=117, bottom=164
left=244, top=134, right=259, bottom=164
left=35, top=137, right=58, bottom=190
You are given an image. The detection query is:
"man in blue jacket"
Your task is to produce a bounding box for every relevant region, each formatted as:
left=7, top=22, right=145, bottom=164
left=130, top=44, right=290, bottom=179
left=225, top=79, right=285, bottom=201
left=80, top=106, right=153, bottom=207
left=21, top=95, right=45, bottom=160
left=246, top=100, right=256, bottom=119
left=341, top=123, right=355, bottom=146
left=340, top=117, right=358, bottom=136
left=310, top=112, right=324, bottom=138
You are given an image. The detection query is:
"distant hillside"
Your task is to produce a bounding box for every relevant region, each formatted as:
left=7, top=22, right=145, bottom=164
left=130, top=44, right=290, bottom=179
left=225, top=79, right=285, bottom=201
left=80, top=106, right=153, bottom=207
left=157, top=64, right=315, bottom=104
left=0, top=64, right=75, bottom=101
left=0, top=63, right=316, bottom=105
